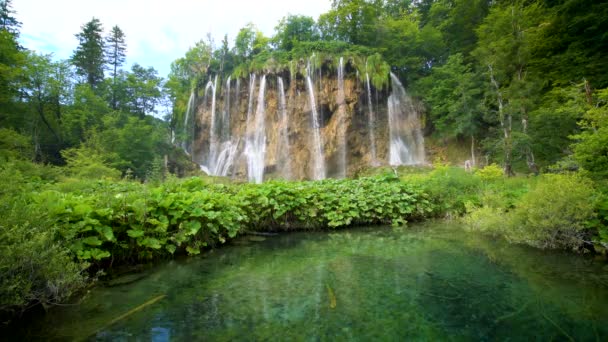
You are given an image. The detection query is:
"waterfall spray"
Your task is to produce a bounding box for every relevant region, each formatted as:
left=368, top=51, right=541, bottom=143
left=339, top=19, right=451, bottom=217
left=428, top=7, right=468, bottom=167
left=306, top=64, right=326, bottom=180
left=387, top=73, right=425, bottom=165
left=182, top=90, right=195, bottom=155
left=206, top=75, right=219, bottom=172
left=365, top=61, right=378, bottom=165
left=277, top=77, right=292, bottom=179
left=244, top=75, right=267, bottom=183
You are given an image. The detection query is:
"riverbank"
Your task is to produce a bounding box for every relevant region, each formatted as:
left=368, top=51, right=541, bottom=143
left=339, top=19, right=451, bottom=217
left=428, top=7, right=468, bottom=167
left=1, top=161, right=606, bottom=322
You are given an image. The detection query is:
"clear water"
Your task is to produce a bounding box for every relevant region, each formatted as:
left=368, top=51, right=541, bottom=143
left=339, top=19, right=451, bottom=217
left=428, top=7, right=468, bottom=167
left=19, top=222, right=608, bottom=341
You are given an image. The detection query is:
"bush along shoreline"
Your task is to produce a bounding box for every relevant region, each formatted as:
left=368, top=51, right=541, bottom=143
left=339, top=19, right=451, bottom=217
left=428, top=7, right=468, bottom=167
left=1, top=164, right=606, bottom=322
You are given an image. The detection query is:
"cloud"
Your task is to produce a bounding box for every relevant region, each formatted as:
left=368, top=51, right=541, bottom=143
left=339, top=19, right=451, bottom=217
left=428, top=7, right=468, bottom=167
left=14, top=0, right=331, bottom=77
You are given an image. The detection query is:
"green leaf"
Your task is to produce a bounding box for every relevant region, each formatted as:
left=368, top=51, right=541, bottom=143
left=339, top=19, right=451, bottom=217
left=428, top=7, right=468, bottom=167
left=160, top=197, right=174, bottom=209
left=96, top=226, right=115, bottom=241
left=165, top=244, right=177, bottom=254
left=73, top=203, right=93, bottom=217
left=127, top=229, right=145, bottom=238
left=90, top=248, right=111, bottom=260
left=182, top=220, right=202, bottom=236
left=186, top=245, right=200, bottom=255
left=190, top=207, right=205, bottom=217
left=82, top=236, right=102, bottom=246
left=140, top=238, right=162, bottom=249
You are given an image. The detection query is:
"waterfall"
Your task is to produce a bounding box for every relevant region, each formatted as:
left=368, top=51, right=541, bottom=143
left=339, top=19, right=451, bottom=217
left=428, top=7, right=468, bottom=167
left=336, top=57, right=347, bottom=178
left=206, top=76, right=219, bottom=172
left=306, top=71, right=326, bottom=180
left=244, top=75, right=267, bottom=183
left=387, top=73, right=425, bottom=165
left=208, top=76, right=239, bottom=177
left=277, top=77, right=292, bottom=179
left=221, top=76, right=231, bottom=142
left=213, top=139, right=239, bottom=176
left=182, top=89, right=195, bottom=155
left=235, top=78, right=240, bottom=116
left=246, top=74, right=256, bottom=123
left=365, top=64, right=377, bottom=165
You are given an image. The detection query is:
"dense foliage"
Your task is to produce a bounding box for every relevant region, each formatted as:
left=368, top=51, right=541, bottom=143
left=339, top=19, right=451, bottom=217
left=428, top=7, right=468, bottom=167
left=2, top=154, right=606, bottom=319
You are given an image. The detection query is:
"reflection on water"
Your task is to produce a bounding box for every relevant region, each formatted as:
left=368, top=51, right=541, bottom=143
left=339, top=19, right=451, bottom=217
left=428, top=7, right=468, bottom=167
left=18, top=222, right=608, bottom=340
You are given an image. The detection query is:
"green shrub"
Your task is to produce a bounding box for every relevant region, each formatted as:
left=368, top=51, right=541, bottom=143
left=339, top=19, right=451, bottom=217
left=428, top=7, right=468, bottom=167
left=510, top=174, right=596, bottom=249
left=475, top=164, right=504, bottom=182
left=0, top=223, right=88, bottom=318
left=408, top=166, right=483, bottom=218
left=467, top=173, right=597, bottom=250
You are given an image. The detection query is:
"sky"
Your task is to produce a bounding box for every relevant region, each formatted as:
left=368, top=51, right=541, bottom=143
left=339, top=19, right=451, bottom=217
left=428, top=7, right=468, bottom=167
left=14, top=0, right=331, bottom=78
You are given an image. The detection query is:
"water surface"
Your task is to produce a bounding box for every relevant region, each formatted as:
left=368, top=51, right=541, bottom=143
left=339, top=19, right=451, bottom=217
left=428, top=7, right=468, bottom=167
left=22, top=222, right=608, bottom=340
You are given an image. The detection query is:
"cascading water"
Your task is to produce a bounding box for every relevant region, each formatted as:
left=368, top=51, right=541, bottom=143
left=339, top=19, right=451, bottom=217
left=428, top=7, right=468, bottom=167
left=244, top=75, right=267, bottom=183
left=182, top=90, right=195, bottom=155
left=336, top=57, right=347, bottom=178
left=209, top=76, right=239, bottom=177
left=277, top=77, right=292, bottom=179
left=232, top=75, right=256, bottom=179
left=213, top=139, right=239, bottom=176
left=205, top=76, right=219, bottom=172
left=221, top=76, right=231, bottom=142
left=387, top=72, right=425, bottom=165
left=246, top=74, right=256, bottom=122
left=306, top=68, right=326, bottom=180
left=365, top=62, right=378, bottom=165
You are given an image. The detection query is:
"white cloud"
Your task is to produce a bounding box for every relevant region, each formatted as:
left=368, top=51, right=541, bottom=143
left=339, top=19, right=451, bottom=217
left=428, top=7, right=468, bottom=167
left=14, top=0, right=331, bottom=77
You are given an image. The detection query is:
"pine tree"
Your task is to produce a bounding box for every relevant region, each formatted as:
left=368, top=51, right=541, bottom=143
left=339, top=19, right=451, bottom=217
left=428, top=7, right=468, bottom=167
left=71, top=18, right=105, bottom=88
left=0, top=0, right=21, bottom=38
left=105, top=25, right=126, bottom=109
left=0, top=0, right=23, bottom=125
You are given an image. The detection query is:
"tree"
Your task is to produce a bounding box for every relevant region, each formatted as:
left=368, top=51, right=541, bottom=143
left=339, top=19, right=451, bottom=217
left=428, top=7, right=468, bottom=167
left=23, top=53, right=66, bottom=159
left=72, top=18, right=105, bottom=88
left=572, top=88, right=608, bottom=179
left=317, top=0, right=381, bottom=45
left=532, top=0, right=608, bottom=88
left=0, top=4, right=24, bottom=133
left=105, top=25, right=126, bottom=109
left=217, top=34, right=231, bottom=75
left=420, top=53, right=484, bottom=164
left=273, top=15, right=317, bottom=51
left=376, top=12, right=444, bottom=82
left=0, top=30, right=23, bottom=125
left=426, top=0, right=490, bottom=58
left=529, top=85, right=586, bottom=166
left=61, top=84, right=109, bottom=146
left=234, top=23, right=257, bottom=61
left=473, top=2, right=546, bottom=175
left=0, top=0, right=21, bottom=38
left=124, top=64, right=163, bottom=118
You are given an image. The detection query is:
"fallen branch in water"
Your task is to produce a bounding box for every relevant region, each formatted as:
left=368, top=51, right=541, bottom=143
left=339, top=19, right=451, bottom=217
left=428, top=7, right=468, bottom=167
left=91, top=294, right=166, bottom=338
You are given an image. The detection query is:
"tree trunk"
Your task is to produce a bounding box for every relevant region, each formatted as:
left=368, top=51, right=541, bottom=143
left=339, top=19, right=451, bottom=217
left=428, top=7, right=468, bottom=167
left=36, top=91, right=61, bottom=143
left=471, top=135, right=476, bottom=167
left=488, top=64, right=513, bottom=176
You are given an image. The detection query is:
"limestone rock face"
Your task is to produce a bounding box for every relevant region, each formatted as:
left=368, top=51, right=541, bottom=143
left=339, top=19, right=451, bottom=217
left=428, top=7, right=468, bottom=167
left=191, top=67, right=401, bottom=181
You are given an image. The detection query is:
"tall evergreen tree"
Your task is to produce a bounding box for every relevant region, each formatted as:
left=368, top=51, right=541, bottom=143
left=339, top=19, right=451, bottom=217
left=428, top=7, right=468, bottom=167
left=0, top=0, right=23, bottom=127
left=71, top=18, right=105, bottom=88
left=105, top=25, right=126, bottom=109
left=0, top=0, right=21, bottom=38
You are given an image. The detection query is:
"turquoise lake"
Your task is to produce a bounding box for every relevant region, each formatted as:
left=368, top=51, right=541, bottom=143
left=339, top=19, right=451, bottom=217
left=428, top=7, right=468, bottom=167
left=18, top=222, right=608, bottom=341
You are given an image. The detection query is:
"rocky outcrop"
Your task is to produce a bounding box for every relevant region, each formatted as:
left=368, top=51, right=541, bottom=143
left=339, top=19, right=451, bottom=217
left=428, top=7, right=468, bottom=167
left=190, top=61, right=415, bottom=181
